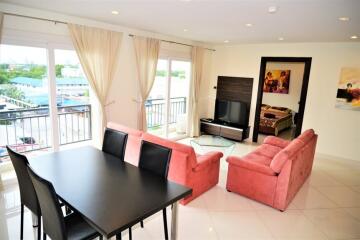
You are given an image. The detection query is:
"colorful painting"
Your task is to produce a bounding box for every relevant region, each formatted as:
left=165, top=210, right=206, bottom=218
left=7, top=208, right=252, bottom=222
left=335, top=68, right=360, bottom=111
left=263, top=70, right=291, bottom=94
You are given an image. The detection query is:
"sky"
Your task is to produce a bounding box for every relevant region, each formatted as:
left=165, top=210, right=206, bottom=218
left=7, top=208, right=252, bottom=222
left=0, top=44, right=80, bottom=65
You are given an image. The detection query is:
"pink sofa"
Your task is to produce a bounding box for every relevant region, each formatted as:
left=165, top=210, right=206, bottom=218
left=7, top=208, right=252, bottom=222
left=226, top=129, right=317, bottom=211
left=107, top=122, right=223, bottom=205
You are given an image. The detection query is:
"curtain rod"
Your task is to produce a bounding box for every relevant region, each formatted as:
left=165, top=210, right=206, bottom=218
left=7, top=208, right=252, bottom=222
left=3, top=12, right=67, bottom=25
left=129, top=34, right=216, bottom=52
left=3, top=12, right=216, bottom=52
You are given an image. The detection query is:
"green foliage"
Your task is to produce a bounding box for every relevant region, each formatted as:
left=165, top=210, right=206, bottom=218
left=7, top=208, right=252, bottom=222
left=0, top=64, right=47, bottom=84
left=0, top=85, right=25, bottom=100
left=84, top=89, right=89, bottom=97
left=55, top=64, right=64, bottom=77
left=171, top=70, right=186, bottom=79
left=156, top=70, right=167, bottom=77
left=0, top=70, right=9, bottom=84
left=156, top=70, right=186, bottom=79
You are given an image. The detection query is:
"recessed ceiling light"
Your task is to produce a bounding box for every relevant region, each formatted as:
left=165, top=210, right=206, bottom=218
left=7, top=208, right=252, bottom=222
left=338, top=17, right=350, bottom=21
left=111, top=10, right=119, bottom=15
left=351, top=35, right=358, bottom=39
left=183, top=29, right=188, bottom=32
left=245, top=23, right=253, bottom=27
left=278, top=37, right=284, bottom=41
left=224, top=40, right=229, bottom=43
left=268, top=6, right=277, bottom=14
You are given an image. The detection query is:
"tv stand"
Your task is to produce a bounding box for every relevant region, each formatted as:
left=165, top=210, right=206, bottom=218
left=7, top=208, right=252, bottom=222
left=200, top=119, right=250, bottom=142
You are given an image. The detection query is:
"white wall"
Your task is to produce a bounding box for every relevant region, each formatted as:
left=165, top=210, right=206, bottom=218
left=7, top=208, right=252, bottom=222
left=262, top=62, right=304, bottom=112
left=206, top=42, right=360, bottom=161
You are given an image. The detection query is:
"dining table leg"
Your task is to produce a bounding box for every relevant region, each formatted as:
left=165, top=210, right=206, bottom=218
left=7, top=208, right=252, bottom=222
left=171, top=201, right=178, bottom=240
left=31, top=213, right=38, bottom=227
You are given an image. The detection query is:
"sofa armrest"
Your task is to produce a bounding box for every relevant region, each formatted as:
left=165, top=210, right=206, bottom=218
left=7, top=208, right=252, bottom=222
left=263, top=136, right=291, bottom=148
left=226, top=156, right=277, bottom=176
left=194, top=151, right=223, bottom=172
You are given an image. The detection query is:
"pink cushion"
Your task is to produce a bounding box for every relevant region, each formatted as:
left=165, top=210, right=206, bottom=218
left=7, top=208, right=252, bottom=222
left=270, top=139, right=305, bottom=173
left=227, top=156, right=276, bottom=176
left=243, top=152, right=273, bottom=166
left=107, top=122, right=142, bottom=137
left=263, top=136, right=291, bottom=148
left=142, top=133, right=197, bottom=169
left=254, top=144, right=283, bottom=159
left=106, top=122, right=143, bottom=166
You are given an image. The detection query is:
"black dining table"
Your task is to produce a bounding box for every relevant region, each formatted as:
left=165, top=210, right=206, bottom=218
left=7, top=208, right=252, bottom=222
left=29, top=146, right=192, bottom=239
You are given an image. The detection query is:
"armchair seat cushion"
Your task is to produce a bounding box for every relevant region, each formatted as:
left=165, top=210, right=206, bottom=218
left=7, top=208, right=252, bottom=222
left=253, top=144, right=283, bottom=160
left=242, top=152, right=272, bottom=166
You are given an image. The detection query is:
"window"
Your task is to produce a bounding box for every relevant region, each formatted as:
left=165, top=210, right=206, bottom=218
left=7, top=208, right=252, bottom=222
left=0, top=45, right=51, bottom=157
left=146, top=58, right=191, bottom=139
left=54, top=49, right=91, bottom=144
left=0, top=44, right=92, bottom=161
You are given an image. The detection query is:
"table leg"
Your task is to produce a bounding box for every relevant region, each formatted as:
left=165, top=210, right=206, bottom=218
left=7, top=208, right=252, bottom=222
left=171, top=201, right=178, bottom=240
left=32, top=213, right=38, bottom=227
left=102, top=236, right=115, bottom=240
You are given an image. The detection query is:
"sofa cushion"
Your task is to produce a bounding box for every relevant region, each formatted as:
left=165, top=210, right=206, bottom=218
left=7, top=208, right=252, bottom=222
left=263, top=136, right=291, bottom=149
left=254, top=144, right=283, bottom=159
left=107, top=122, right=142, bottom=137
left=142, top=133, right=198, bottom=169
left=270, top=139, right=305, bottom=173
left=107, top=122, right=142, bottom=166
left=243, top=152, right=273, bottom=166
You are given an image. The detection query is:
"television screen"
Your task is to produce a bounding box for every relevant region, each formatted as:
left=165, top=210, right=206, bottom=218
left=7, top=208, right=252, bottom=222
left=215, top=99, right=248, bottom=127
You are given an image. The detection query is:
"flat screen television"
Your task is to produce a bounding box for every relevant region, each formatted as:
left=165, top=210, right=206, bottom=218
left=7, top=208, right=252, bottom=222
left=214, top=99, right=248, bottom=127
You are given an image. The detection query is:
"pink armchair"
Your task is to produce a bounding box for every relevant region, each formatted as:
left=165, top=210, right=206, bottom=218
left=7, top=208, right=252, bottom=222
left=226, top=129, right=317, bottom=211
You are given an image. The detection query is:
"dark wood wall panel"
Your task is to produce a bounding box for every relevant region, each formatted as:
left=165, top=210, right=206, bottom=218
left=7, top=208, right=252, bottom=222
left=216, top=76, right=253, bottom=107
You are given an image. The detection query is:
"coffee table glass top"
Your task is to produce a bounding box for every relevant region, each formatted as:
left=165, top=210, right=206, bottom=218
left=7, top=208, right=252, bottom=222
left=190, top=135, right=235, bottom=148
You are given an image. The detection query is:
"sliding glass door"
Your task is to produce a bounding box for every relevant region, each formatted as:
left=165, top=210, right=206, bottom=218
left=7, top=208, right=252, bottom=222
left=0, top=44, right=93, bottom=162
left=146, top=58, right=191, bottom=139
left=0, top=45, right=52, bottom=157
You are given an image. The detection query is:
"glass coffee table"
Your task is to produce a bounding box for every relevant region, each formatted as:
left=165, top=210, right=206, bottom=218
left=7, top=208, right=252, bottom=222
left=190, top=135, right=235, bottom=170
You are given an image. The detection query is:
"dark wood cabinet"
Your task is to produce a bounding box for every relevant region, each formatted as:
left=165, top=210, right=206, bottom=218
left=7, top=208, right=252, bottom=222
left=200, top=120, right=249, bottom=142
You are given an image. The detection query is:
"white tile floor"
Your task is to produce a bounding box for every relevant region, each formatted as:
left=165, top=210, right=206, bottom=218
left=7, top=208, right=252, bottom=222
left=1, top=140, right=360, bottom=240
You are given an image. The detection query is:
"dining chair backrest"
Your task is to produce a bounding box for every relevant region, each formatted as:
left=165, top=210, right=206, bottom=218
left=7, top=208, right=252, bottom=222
left=6, top=146, right=40, bottom=214
left=138, top=140, right=172, bottom=178
left=27, top=166, right=67, bottom=240
left=102, top=128, right=128, bottom=160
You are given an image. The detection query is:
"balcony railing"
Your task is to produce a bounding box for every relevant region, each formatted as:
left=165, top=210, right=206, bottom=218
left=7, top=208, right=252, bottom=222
left=0, top=104, right=91, bottom=158
left=145, top=97, right=186, bottom=128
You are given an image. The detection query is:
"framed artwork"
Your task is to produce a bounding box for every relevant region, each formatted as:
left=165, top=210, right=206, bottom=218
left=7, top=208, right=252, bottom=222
left=335, top=67, right=360, bottom=111
left=263, top=69, right=291, bottom=94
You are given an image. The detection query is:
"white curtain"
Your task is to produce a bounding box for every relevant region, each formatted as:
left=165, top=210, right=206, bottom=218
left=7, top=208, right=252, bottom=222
left=67, top=24, right=123, bottom=144
left=190, top=46, right=206, bottom=137
left=133, top=36, right=160, bottom=131
left=0, top=12, right=4, bottom=42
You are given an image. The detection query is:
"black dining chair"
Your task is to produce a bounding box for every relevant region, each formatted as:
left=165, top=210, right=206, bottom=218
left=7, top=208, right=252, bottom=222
left=128, top=140, right=172, bottom=240
left=27, top=165, right=103, bottom=240
left=6, top=146, right=42, bottom=240
left=102, top=128, right=128, bottom=161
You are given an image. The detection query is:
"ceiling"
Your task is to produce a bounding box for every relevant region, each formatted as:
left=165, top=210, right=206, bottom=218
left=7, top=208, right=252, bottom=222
left=2, top=0, right=360, bottom=44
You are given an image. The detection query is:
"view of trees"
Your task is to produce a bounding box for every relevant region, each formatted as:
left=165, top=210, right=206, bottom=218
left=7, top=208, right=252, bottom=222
left=55, top=64, right=64, bottom=77
left=0, top=85, right=25, bottom=100
left=0, top=64, right=47, bottom=84
left=156, top=70, right=186, bottom=79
